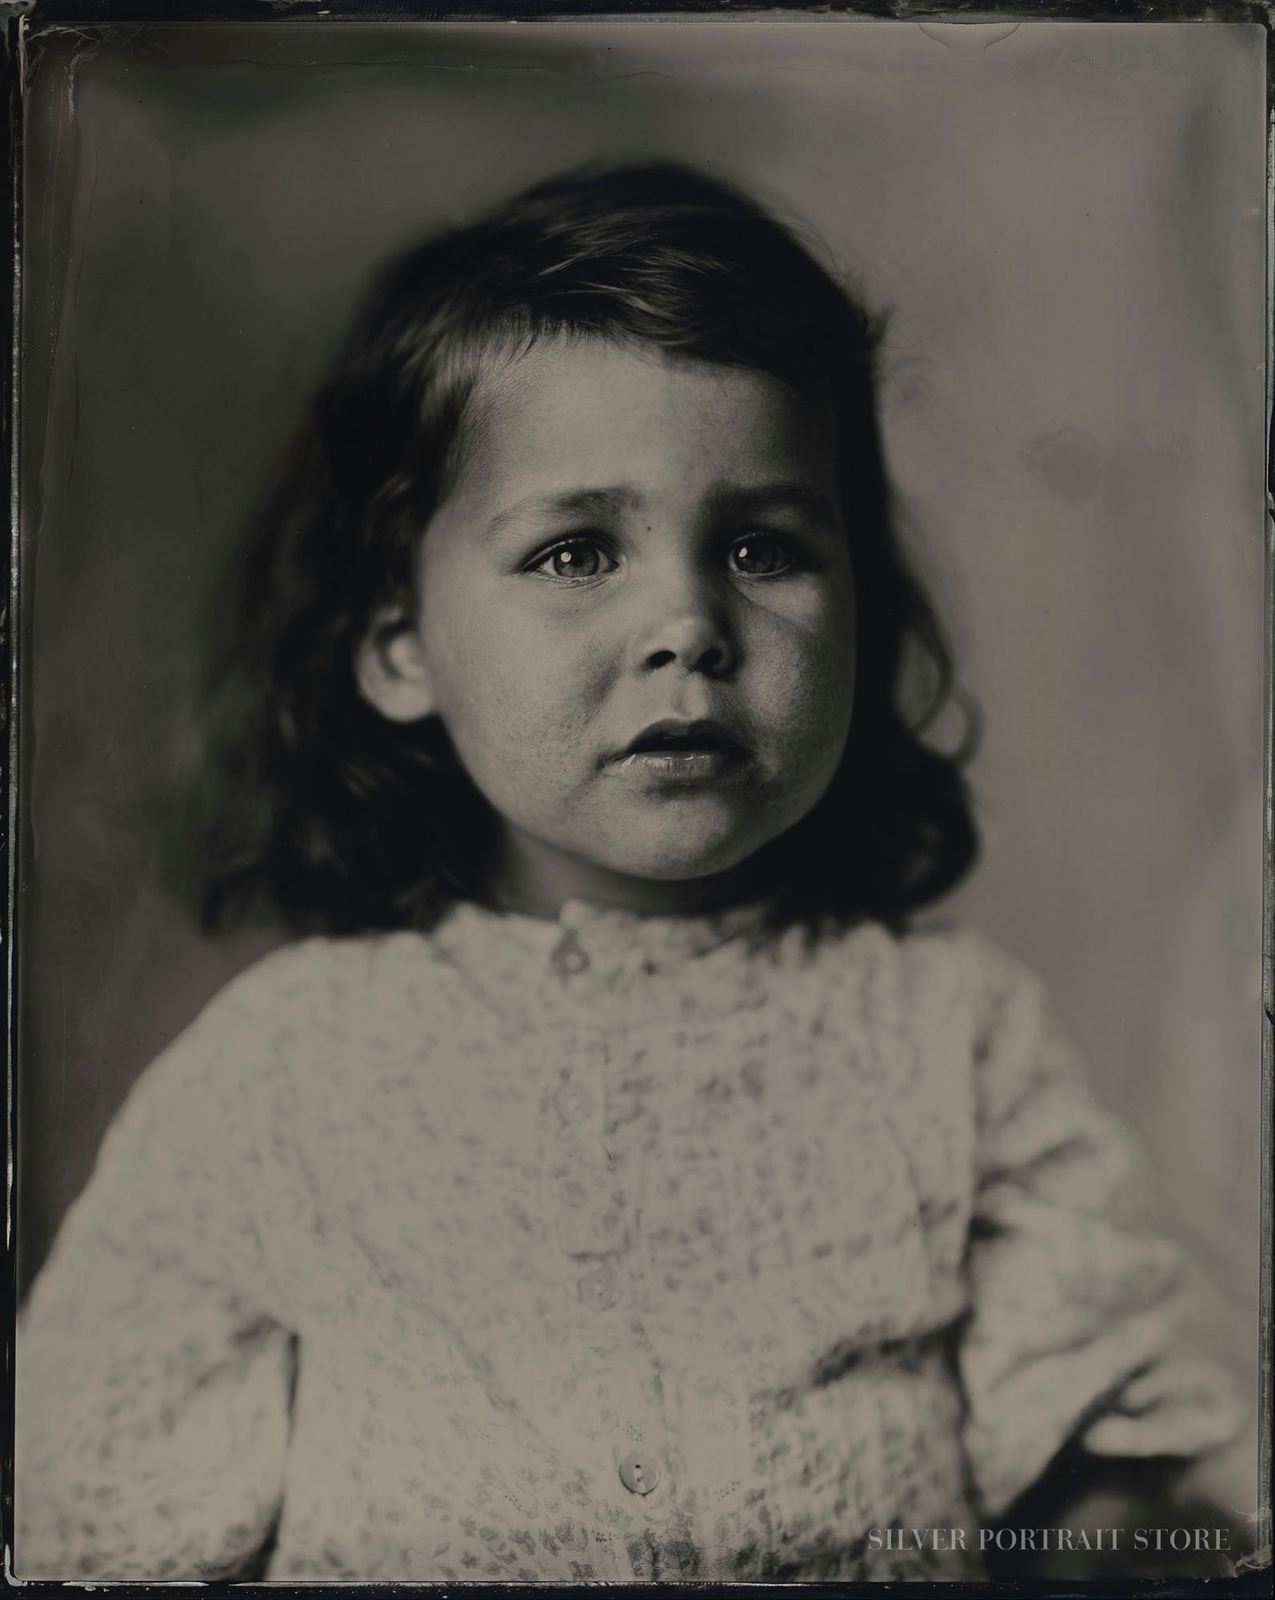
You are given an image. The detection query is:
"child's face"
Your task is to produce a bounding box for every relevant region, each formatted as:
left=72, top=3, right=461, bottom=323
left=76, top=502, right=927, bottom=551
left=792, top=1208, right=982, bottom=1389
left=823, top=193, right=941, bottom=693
left=362, top=338, right=856, bottom=915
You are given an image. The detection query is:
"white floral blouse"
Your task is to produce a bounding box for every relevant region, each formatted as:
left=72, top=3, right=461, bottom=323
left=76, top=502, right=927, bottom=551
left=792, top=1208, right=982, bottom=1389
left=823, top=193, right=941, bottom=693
left=15, top=902, right=1239, bottom=1582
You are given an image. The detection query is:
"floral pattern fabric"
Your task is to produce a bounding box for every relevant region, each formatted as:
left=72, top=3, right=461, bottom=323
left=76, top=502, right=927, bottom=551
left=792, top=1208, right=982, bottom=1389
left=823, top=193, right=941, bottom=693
left=15, top=903, right=1237, bottom=1581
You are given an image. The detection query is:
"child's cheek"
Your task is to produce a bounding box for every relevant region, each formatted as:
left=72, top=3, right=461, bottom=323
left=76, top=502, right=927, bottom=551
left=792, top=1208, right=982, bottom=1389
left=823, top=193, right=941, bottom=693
left=745, top=601, right=855, bottom=735
left=432, top=622, right=611, bottom=816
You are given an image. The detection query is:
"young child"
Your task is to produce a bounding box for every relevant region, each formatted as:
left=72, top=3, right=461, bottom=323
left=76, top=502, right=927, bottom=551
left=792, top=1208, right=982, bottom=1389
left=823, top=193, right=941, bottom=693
left=16, top=163, right=1252, bottom=1583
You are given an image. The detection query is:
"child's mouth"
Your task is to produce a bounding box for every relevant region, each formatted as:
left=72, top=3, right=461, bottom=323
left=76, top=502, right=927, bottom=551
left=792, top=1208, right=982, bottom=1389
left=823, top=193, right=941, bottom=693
left=609, top=720, right=748, bottom=783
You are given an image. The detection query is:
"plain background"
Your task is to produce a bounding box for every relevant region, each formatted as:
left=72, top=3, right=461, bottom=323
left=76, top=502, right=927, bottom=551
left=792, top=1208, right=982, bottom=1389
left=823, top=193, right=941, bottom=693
left=17, top=22, right=1266, bottom=1395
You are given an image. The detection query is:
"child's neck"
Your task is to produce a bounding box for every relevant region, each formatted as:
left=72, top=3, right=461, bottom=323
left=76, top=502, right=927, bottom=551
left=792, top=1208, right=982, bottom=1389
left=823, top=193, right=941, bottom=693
left=485, top=828, right=770, bottom=921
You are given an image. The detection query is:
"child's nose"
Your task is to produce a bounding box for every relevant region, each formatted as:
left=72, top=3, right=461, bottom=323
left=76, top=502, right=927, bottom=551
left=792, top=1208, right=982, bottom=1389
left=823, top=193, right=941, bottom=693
left=634, top=596, right=736, bottom=678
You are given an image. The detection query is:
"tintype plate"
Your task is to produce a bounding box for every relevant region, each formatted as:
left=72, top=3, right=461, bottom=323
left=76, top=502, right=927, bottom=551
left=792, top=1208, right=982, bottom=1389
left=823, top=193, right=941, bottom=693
left=3, top=8, right=1270, bottom=1596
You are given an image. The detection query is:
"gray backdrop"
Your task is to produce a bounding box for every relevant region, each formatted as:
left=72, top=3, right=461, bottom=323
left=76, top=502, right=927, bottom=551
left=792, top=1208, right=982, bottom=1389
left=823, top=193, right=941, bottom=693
left=18, top=21, right=1265, bottom=1389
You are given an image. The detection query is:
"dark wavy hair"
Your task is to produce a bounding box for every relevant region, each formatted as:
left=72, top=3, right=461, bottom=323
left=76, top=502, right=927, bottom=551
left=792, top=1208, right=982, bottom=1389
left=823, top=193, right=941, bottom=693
left=196, top=161, right=977, bottom=935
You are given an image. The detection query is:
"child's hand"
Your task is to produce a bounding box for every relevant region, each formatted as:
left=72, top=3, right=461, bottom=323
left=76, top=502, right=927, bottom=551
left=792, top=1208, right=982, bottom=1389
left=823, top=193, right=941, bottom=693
left=1081, top=1361, right=1260, bottom=1560
left=1081, top=1357, right=1245, bottom=1458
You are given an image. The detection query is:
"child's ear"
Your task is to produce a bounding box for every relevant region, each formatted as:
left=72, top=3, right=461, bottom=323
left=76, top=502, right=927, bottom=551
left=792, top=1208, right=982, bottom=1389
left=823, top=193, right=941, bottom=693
left=354, top=611, right=437, bottom=724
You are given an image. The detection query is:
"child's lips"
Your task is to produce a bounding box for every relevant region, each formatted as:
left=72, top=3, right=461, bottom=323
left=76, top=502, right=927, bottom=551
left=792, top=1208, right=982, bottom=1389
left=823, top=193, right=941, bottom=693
left=606, top=719, right=750, bottom=784
left=612, top=747, right=743, bottom=782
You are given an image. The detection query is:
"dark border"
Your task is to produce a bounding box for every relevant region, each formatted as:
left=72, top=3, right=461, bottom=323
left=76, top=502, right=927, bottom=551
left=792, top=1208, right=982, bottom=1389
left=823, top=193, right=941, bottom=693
left=3, top=0, right=1275, bottom=21
left=3, top=4, right=22, bottom=1592
left=1, top=7, right=1270, bottom=1597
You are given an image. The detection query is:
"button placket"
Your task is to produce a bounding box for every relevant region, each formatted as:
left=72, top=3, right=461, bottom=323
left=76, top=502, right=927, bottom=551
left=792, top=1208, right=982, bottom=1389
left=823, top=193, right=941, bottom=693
left=543, top=1029, right=628, bottom=1260
left=535, top=948, right=677, bottom=1524
left=578, top=1258, right=622, bottom=1311
left=551, top=1096, right=614, bottom=1217
left=554, top=1078, right=595, bottom=1124
left=548, top=1148, right=611, bottom=1237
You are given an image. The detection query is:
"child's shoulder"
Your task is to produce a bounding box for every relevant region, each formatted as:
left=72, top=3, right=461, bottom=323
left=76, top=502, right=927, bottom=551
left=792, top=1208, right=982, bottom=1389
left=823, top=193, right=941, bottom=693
left=193, top=927, right=457, bottom=1041
left=205, top=928, right=433, bottom=1006
left=130, top=931, right=444, bottom=1096
left=808, top=915, right=1042, bottom=1013
left=902, top=919, right=1047, bottom=1003
left=99, top=931, right=450, bottom=1153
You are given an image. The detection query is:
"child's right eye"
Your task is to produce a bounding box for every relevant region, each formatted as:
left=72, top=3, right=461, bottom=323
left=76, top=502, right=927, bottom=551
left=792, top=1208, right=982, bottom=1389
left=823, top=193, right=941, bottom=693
left=527, top=540, right=617, bottom=582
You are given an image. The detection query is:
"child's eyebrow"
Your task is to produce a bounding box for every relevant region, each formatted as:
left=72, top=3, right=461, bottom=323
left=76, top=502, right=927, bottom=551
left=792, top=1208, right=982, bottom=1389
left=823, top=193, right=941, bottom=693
left=483, top=487, right=638, bottom=539
left=707, top=482, right=840, bottom=526
left=481, top=481, right=839, bottom=539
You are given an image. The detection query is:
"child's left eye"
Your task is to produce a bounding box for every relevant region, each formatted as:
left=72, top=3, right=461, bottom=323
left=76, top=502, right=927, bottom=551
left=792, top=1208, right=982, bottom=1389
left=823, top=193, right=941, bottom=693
left=728, top=534, right=800, bottom=576
left=528, top=540, right=617, bottom=581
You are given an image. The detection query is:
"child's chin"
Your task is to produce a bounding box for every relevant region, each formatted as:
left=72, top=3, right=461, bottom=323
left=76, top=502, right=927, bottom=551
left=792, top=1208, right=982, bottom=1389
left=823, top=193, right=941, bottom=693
left=601, top=821, right=772, bottom=885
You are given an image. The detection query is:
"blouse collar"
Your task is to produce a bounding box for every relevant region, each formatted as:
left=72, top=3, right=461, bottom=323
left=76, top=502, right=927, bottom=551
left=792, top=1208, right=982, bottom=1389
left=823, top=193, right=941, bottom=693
left=432, top=894, right=785, bottom=1004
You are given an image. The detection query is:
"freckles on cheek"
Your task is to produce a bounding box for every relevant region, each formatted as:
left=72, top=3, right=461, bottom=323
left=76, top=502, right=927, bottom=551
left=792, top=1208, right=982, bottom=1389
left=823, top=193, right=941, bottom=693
left=495, top=623, right=613, bottom=728
left=455, top=645, right=597, bottom=793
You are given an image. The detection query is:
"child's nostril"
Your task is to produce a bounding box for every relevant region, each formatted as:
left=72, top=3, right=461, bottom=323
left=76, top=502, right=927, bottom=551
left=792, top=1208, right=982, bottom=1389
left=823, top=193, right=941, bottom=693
left=645, top=643, right=727, bottom=673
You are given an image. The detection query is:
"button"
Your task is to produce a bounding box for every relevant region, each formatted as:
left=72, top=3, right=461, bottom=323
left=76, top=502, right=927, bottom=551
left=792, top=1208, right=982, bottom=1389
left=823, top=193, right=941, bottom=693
left=551, top=930, right=589, bottom=977
left=579, top=1262, right=621, bottom=1310
left=618, top=1451, right=660, bottom=1496
left=554, top=1080, right=595, bottom=1124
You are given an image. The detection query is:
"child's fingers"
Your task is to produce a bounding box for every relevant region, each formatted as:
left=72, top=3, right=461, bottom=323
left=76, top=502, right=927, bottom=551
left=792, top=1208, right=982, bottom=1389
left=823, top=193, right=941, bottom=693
left=1081, top=1360, right=1245, bottom=1458
left=1082, top=1406, right=1241, bottom=1458
left=1113, top=1358, right=1239, bottom=1415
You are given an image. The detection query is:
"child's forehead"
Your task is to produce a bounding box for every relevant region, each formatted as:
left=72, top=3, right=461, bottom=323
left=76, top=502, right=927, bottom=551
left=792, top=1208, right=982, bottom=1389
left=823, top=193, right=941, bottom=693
left=461, top=335, right=836, bottom=480
left=481, top=332, right=794, bottom=397
left=432, top=341, right=845, bottom=546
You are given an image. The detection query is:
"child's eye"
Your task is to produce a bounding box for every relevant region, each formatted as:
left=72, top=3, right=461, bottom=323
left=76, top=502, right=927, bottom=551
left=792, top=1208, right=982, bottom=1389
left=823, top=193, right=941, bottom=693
left=528, top=539, right=618, bottom=582
left=728, top=533, right=800, bottom=576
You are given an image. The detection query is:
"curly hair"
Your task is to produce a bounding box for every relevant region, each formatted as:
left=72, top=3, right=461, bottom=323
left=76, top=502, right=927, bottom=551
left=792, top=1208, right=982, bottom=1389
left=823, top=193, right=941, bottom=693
left=196, top=161, right=977, bottom=935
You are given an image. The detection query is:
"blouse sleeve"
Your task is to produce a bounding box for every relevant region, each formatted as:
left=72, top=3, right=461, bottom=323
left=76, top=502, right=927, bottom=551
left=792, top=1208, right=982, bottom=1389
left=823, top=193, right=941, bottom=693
left=15, top=967, right=297, bottom=1581
left=957, top=940, right=1246, bottom=1519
